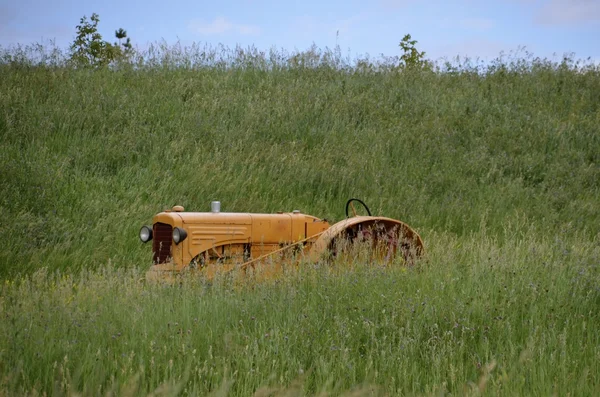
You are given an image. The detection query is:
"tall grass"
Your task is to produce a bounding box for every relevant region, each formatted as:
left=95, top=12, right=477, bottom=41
left=1, top=42, right=598, bottom=276
left=0, top=42, right=599, bottom=394
left=0, top=232, right=598, bottom=395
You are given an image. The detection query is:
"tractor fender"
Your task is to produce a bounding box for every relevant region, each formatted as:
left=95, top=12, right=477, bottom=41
left=307, top=216, right=424, bottom=264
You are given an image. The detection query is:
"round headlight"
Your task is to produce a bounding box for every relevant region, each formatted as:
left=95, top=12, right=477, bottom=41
left=139, top=225, right=153, bottom=243
left=173, top=227, right=188, bottom=244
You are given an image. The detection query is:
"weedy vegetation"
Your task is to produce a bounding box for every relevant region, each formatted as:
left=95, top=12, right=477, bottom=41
left=0, top=23, right=599, bottom=395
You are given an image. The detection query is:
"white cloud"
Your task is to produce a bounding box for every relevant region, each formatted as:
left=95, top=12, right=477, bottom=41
left=437, top=16, right=495, bottom=32
left=188, top=17, right=260, bottom=36
left=536, top=0, right=600, bottom=25
left=0, top=7, right=15, bottom=27
left=0, top=21, right=72, bottom=47
left=432, top=38, right=516, bottom=60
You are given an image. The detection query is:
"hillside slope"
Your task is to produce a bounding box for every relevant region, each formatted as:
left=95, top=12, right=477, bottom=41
left=0, top=53, right=599, bottom=275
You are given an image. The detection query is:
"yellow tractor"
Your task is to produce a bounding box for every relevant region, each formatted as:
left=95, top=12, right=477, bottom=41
left=140, top=199, right=423, bottom=281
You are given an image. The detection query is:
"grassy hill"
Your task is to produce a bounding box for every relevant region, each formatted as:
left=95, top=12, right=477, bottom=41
left=0, top=45, right=598, bottom=395
left=1, top=46, right=598, bottom=275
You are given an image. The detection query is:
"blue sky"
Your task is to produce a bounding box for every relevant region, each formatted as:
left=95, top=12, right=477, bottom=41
left=1, top=0, right=599, bottom=62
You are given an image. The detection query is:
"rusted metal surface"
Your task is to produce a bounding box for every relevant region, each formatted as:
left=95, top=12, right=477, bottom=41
left=152, top=223, right=172, bottom=264
left=308, top=216, right=424, bottom=265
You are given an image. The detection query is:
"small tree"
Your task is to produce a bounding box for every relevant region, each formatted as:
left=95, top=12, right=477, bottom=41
left=398, top=34, right=429, bottom=70
left=115, top=28, right=127, bottom=44
left=115, top=28, right=132, bottom=52
left=70, top=13, right=132, bottom=67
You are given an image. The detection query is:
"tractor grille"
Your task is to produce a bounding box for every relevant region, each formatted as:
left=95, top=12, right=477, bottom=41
left=153, top=223, right=173, bottom=264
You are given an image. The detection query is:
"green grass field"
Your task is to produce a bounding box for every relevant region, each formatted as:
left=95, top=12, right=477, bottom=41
left=0, top=43, right=599, bottom=395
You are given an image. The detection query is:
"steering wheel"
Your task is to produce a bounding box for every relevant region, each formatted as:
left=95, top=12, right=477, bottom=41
left=345, top=198, right=372, bottom=218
